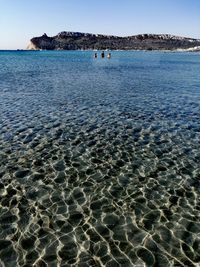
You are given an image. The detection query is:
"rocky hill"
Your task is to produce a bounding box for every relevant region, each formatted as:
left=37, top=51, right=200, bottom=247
left=27, top=32, right=200, bottom=51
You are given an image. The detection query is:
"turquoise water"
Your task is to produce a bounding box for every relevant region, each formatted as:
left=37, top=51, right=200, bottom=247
left=0, top=50, right=200, bottom=266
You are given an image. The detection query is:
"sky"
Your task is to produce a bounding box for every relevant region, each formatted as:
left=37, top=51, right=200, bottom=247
left=0, top=0, right=200, bottom=49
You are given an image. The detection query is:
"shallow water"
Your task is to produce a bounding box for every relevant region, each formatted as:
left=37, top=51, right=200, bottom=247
left=0, top=50, right=200, bottom=267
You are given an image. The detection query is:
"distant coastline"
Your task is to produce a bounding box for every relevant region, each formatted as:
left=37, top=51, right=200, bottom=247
left=27, top=31, right=200, bottom=51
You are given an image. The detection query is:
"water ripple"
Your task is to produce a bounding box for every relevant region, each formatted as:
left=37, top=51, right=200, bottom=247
left=0, top=51, right=200, bottom=266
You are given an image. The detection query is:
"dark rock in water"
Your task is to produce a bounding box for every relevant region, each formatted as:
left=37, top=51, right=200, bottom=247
left=87, top=228, right=101, bottom=243
left=143, top=210, right=161, bottom=230
left=15, top=169, right=29, bottom=178
left=7, top=188, right=17, bottom=197
left=21, top=236, right=36, bottom=250
left=58, top=241, right=78, bottom=261
left=61, top=223, right=73, bottom=234
left=137, top=247, right=155, bottom=266
left=112, top=226, right=127, bottom=241
left=103, top=213, right=119, bottom=228
left=169, top=195, right=179, bottom=205
left=26, top=250, right=39, bottom=264
left=33, top=159, right=43, bottom=166
left=68, top=212, right=84, bottom=225
left=23, top=134, right=35, bottom=144
left=0, top=240, right=12, bottom=250
left=54, top=160, right=65, bottom=171
left=43, top=254, right=57, bottom=263
left=27, top=31, right=200, bottom=51
left=90, top=200, right=103, bottom=210
left=32, top=172, right=45, bottom=181
left=0, top=213, right=18, bottom=225
left=72, top=188, right=84, bottom=199
left=157, top=165, right=167, bottom=172
left=54, top=171, right=66, bottom=183
left=0, top=245, right=16, bottom=265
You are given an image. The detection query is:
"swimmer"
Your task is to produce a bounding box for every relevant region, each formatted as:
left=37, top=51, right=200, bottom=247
left=101, top=51, right=105, bottom=58
left=107, top=52, right=111, bottom=59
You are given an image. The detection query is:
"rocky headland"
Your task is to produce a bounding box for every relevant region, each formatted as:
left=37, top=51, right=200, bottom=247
left=27, top=31, right=200, bottom=51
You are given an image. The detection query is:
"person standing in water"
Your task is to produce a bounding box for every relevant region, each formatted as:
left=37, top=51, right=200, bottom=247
left=107, top=52, right=111, bottom=59
left=101, top=51, right=105, bottom=58
left=94, top=52, right=97, bottom=58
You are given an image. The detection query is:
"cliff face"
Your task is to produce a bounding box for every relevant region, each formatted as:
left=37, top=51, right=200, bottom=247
left=27, top=32, right=200, bottom=51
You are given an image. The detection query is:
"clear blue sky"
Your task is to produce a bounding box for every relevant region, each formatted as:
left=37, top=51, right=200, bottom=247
left=0, top=0, right=200, bottom=49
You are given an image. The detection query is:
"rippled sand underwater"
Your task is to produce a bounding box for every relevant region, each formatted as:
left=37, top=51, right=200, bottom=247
left=0, top=51, right=200, bottom=267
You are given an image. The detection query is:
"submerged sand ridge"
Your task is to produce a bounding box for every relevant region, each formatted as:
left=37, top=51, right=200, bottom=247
left=0, top=51, right=200, bottom=266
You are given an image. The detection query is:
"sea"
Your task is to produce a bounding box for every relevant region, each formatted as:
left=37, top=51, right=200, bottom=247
left=0, top=50, right=200, bottom=267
